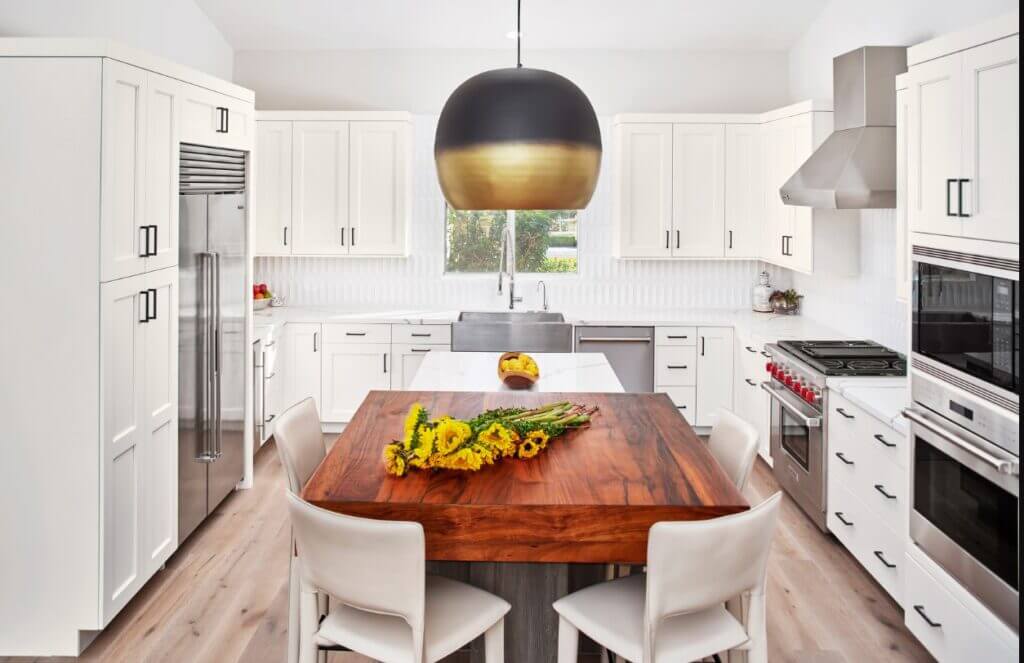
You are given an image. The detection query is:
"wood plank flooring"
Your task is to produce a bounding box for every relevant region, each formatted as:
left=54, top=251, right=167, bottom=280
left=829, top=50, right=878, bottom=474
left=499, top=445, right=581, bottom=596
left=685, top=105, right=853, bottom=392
left=2, top=440, right=931, bottom=662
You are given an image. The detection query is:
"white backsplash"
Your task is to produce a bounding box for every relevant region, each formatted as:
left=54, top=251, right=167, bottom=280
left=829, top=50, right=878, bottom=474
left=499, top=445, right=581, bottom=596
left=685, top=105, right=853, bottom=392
left=256, top=116, right=766, bottom=313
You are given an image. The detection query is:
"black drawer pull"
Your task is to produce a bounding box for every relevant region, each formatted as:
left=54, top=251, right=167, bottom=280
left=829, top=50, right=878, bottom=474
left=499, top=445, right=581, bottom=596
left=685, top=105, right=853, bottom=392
left=760, top=351, right=771, bottom=358
left=677, top=405, right=687, bottom=410
left=835, top=452, right=854, bottom=466
left=666, top=365, right=689, bottom=370
left=874, top=433, right=896, bottom=448
left=346, top=332, right=367, bottom=336
left=745, top=379, right=757, bottom=386
left=957, top=179, right=970, bottom=217
left=836, top=407, right=855, bottom=419
left=410, top=333, right=433, bottom=338
left=873, top=550, right=896, bottom=568
left=834, top=512, right=853, bottom=527
left=913, top=605, right=941, bottom=628
left=946, top=178, right=956, bottom=216
left=874, top=484, right=897, bottom=500
left=745, top=346, right=756, bottom=353
left=666, top=335, right=689, bottom=340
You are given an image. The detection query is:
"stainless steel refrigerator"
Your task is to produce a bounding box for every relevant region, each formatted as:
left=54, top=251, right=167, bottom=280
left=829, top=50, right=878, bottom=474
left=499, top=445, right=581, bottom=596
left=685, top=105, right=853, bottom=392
left=178, top=144, right=247, bottom=543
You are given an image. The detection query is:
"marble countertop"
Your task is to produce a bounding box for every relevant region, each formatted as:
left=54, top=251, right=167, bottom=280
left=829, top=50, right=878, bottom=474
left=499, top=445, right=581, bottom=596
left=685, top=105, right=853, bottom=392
left=408, top=352, right=625, bottom=393
left=828, top=377, right=910, bottom=434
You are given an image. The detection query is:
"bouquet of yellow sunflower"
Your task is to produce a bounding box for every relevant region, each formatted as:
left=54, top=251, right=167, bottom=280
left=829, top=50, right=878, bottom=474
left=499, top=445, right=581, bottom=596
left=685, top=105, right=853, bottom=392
left=383, top=401, right=597, bottom=477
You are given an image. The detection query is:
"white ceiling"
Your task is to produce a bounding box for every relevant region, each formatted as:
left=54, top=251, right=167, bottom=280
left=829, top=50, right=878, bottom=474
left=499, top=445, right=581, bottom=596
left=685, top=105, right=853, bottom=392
left=195, top=0, right=828, bottom=52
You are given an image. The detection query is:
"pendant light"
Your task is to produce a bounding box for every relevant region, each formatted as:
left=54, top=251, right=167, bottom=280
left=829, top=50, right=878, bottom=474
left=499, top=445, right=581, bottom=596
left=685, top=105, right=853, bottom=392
left=434, top=0, right=602, bottom=210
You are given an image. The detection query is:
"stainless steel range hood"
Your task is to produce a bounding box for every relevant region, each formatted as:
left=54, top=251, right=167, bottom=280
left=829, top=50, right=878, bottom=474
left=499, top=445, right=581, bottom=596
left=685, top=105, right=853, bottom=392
left=781, top=46, right=907, bottom=209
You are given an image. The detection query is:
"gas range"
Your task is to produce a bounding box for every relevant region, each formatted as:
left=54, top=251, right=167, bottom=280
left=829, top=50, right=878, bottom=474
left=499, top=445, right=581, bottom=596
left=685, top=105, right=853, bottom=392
left=761, top=339, right=907, bottom=532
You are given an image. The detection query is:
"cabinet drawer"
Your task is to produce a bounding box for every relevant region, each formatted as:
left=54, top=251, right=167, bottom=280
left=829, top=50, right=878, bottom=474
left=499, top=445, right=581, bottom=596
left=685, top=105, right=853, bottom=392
left=655, top=327, right=697, bottom=346
left=828, top=484, right=903, bottom=604
left=658, top=386, right=696, bottom=423
left=830, top=391, right=908, bottom=468
left=392, top=324, right=451, bottom=346
left=829, top=425, right=907, bottom=536
left=656, top=346, right=697, bottom=385
left=323, top=323, right=391, bottom=344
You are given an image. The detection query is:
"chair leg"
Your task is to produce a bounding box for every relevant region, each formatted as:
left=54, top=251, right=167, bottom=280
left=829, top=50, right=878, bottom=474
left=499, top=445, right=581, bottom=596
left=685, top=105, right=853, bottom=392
left=484, top=618, right=505, bottom=662
left=298, top=589, right=319, bottom=663
left=288, top=554, right=300, bottom=663
left=557, top=616, right=579, bottom=663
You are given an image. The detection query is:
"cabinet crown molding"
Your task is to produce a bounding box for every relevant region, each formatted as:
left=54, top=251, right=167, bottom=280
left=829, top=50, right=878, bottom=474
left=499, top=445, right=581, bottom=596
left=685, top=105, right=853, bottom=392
left=613, top=99, right=833, bottom=126
left=257, top=110, right=413, bottom=122
left=908, top=11, right=1019, bottom=66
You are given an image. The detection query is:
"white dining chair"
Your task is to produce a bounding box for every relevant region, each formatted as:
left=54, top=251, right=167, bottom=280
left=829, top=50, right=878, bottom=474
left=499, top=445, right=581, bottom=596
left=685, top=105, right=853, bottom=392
left=553, top=492, right=782, bottom=663
left=273, top=397, right=328, bottom=663
left=707, top=409, right=760, bottom=493
left=286, top=491, right=510, bottom=663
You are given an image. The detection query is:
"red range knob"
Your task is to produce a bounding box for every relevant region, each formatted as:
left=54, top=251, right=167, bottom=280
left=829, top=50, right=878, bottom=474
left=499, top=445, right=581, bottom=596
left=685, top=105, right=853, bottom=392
left=784, top=375, right=794, bottom=387
left=805, top=390, right=817, bottom=403
left=766, top=362, right=774, bottom=372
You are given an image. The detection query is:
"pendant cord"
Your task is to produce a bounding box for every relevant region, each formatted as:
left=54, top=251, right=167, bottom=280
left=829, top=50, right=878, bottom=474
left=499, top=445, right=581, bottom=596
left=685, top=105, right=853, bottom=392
left=516, top=0, right=522, bottom=68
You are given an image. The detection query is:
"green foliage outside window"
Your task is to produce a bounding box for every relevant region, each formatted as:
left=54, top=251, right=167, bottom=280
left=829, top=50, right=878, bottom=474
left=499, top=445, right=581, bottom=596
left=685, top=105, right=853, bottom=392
left=445, top=208, right=578, bottom=274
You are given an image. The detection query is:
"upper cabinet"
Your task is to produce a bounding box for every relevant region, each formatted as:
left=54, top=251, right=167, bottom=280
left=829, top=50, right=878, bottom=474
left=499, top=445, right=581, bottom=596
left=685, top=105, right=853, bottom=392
left=612, top=102, right=858, bottom=274
left=180, top=84, right=253, bottom=151
left=907, top=30, right=1019, bottom=245
left=252, top=112, right=413, bottom=258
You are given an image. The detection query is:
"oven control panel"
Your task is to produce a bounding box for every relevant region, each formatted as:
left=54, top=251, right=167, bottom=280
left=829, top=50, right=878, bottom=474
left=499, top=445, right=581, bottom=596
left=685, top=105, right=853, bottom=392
left=764, top=353, right=824, bottom=408
left=912, top=372, right=1019, bottom=457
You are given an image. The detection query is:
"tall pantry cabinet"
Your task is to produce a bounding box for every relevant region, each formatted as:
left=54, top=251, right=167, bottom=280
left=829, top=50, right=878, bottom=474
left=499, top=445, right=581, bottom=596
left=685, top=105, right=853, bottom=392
left=0, top=41, right=255, bottom=656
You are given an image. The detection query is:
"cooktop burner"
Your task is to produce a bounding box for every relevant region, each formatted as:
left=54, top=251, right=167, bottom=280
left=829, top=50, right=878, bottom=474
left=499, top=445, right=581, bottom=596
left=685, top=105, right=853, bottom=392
left=777, top=340, right=907, bottom=376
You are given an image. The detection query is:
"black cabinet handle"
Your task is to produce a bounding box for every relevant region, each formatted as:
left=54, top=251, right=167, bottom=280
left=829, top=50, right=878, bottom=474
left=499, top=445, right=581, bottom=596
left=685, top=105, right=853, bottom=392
left=410, top=333, right=433, bottom=338
left=283, top=227, right=289, bottom=246
left=676, top=229, right=680, bottom=249
left=139, top=291, right=150, bottom=323
left=836, top=407, right=855, bottom=419
left=834, top=512, right=853, bottom=527
left=874, top=484, right=897, bottom=500
left=728, top=230, right=733, bottom=250
left=700, top=336, right=706, bottom=356
left=139, top=226, right=149, bottom=258
left=760, top=351, right=771, bottom=358
left=340, top=228, right=345, bottom=246
left=835, top=452, right=854, bottom=466
left=745, top=346, right=756, bottom=353
left=224, top=107, right=230, bottom=133
left=946, top=179, right=956, bottom=217
left=957, top=179, right=970, bottom=217
left=351, top=227, right=356, bottom=246
left=147, top=288, right=157, bottom=320
left=667, top=365, right=689, bottom=370
left=667, top=335, right=689, bottom=340
left=874, top=433, right=896, bottom=448
left=313, top=331, right=318, bottom=352
left=913, top=605, right=941, bottom=628
left=873, top=550, right=896, bottom=569
left=745, top=379, right=757, bottom=386
left=677, top=405, right=687, bottom=410
left=149, top=225, right=158, bottom=256
left=215, top=106, right=228, bottom=133
left=383, top=353, right=388, bottom=374
left=345, top=332, right=367, bottom=337
left=665, top=230, right=670, bottom=250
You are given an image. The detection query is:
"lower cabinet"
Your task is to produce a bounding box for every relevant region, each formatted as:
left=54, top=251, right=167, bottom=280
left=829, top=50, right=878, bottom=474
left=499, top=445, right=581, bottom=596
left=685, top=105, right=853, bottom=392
left=734, top=338, right=772, bottom=464
left=320, top=341, right=391, bottom=422
left=100, top=267, right=178, bottom=625
left=695, top=327, right=734, bottom=427
left=285, top=323, right=322, bottom=415
left=655, top=326, right=733, bottom=427
left=392, top=343, right=448, bottom=390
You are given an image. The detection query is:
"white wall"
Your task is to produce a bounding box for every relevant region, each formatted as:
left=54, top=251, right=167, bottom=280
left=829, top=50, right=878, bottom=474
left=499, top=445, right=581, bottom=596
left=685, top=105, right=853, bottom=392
left=0, top=0, right=233, bottom=78
left=235, top=48, right=790, bottom=113
left=783, top=0, right=1018, bottom=352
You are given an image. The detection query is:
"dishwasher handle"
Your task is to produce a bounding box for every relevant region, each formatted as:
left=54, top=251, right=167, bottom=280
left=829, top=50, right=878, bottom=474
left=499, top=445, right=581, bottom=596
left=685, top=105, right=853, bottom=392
left=577, top=336, right=652, bottom=343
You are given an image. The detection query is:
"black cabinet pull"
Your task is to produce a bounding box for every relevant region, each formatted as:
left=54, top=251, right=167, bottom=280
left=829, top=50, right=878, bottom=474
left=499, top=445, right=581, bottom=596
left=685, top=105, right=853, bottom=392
left=874, top=433, right=896, bottom=448
left=345, top=332, right=367, bottom=337
left=836, top=407, right=855, bottom=419
left=667, top=365, right=689, bottom=370
left=676, top=229, right=680, bottom=249
left=351, top=227, right=356, bottom=246
left=873, top=550, right=896, bottom=569
left=215, top=106, right=228, bottom=133
left=745, top=379, right=757, bottom=387
left=149, top=225, right=158, bottom=256
left=147, top=288, right=157, bottom=320
left=957, top=179, right=970, bottom=217
left=874, top=484, right=897, bottom=500
left=946, top=179, right=956, bottom=216
left=665, top=230, right=670, bottom=250
left=677, top=405, right=687, bottom=410
left=835, top=452, right=854, bottom=466
left=700, top=336, right=706, bottom=356
left=283, top=227, right=289, bottom=246
left=834, top=512, right=853, bottom=527
left=760, top=351, right=771, bottom=358
left=728, top=230, right=733, bottom=250
left=383, top=353, right=388, bottom=374
left=410, top=333, right=433, bottom=338
left=667, top=335, right=689, bottom=339
left=340, top=228, right=346, bottom=245
left=313, top=331, right=318, bottom=352
left=139, top=291, right=150, bottom=323
left=745, top=346, right=756, bottom=353
left=913, top=605, right=941, bottom=628
left=139, top=226, right=149, bottom=258
left=224, top=107, right=230, bottom=133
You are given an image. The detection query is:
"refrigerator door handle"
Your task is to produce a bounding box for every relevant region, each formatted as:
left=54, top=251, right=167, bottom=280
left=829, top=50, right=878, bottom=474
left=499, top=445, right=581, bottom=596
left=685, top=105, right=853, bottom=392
left=212, top=251, right=223, bottom=459
left=196, top=251, right=218, bottom=462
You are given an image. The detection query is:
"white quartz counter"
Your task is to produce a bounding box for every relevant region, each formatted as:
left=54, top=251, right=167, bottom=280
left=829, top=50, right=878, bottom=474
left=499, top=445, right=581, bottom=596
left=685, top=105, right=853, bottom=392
left=408, top=352, right=625, bottom=393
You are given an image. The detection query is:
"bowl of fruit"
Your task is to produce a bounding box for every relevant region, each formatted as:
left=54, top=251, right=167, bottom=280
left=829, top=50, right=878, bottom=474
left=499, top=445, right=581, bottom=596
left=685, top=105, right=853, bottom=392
left=498, top=352, right=540, bottom=390
left=252, top=283, right=274, bottom=310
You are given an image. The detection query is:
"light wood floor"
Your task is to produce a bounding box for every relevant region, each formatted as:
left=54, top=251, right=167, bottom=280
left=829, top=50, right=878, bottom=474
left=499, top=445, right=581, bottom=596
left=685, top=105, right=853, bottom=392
left=3, top=440, right=932, bottom=663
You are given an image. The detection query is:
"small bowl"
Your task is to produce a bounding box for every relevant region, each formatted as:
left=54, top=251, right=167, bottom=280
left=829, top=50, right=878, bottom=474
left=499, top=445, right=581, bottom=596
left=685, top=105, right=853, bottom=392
left=253, top=298, right=271, bottom=311
left=497, top=351, right=539, bottom=390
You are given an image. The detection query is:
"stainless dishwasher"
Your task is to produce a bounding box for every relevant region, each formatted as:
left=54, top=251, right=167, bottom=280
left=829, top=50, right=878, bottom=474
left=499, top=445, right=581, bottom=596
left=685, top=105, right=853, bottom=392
left=574, top=326, right=655, bottom=392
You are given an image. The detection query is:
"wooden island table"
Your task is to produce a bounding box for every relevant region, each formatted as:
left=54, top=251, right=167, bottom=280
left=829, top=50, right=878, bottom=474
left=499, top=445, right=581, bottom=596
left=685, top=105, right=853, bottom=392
left=303, top=390, right=748, bottom=662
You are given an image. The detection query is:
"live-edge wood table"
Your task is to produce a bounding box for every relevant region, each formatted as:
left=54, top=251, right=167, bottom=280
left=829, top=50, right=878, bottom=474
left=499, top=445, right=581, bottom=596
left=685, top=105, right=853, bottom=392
left=303, top=390, right=748, bottom=662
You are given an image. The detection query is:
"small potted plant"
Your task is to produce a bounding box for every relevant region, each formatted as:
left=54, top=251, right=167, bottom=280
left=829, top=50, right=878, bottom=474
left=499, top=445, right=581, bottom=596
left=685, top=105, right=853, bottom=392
left=769, top=289, right=803, bottom=315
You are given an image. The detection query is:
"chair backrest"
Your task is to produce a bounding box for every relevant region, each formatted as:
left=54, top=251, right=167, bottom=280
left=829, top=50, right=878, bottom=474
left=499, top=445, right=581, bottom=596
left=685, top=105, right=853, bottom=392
left=643, top=492, right=783, bottom=660
left=707, top=409, right=760, bottom=492
left=286, top=491, right=427, bottom=661
left=273, top=397, right=327, bottom=493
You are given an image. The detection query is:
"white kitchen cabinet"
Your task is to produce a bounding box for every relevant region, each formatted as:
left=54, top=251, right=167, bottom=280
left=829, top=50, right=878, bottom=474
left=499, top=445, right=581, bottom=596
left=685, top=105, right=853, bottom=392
left=349, top=121, right=411, bottom=256
left=695, top=327, right=734, bottom=427
left=724, top=124, right=764, bottom=258
left=734, top=339, right=771, bottom=464
left=672, top=124, right=726, bottom=257
left=392, top=344, right=448, bottom=390
left=100, top=267, right=178, bottom=625
left=253, top=121, right=293, bottom=255
left=285, top=323, right=323, bottom=415
left=613, top=123, right=673, bottom=258
left=895, top=82, right=911, bottom=302
left=321, top=342, right=391, bottom=422
left=907, top=32, right=1018, bottom=244
left=145, top=73, right=181, bottom=273
left=291, top=121, right=350, bottom=255
left=100, top=60, right=148, bottom=282
left=180, top=84, right=252, bottom=151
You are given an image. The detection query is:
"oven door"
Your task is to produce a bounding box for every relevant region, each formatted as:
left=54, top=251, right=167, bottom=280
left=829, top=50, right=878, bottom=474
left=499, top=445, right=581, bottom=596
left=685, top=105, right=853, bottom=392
left=763, top=381, right=826, bottom=530
left=905, top=406, right=1020, bottom=632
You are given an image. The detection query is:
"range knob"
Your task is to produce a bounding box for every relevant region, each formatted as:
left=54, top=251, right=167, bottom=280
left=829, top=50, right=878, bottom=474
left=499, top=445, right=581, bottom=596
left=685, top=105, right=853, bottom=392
left=804, top=389, right=818, bottom=404
left=765, top=361, right=775, bottom=373
left=784, top=374, right=794, bottom=387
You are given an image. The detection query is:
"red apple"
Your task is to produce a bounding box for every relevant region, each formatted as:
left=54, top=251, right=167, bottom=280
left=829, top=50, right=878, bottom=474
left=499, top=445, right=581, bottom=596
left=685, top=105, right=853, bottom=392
left=258, top=283, right=268, bottom=294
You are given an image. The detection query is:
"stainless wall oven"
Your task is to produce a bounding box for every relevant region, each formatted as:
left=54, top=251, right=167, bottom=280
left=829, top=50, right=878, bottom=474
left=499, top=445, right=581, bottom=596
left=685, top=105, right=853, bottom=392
left=907, top=244, right=1020, bottom=632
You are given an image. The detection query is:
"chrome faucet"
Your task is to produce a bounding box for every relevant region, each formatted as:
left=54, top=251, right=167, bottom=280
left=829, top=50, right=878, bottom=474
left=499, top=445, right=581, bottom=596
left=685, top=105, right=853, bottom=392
left=537, top=280, right=549, bottom=311
left=497, top=222, right=523, bottom=310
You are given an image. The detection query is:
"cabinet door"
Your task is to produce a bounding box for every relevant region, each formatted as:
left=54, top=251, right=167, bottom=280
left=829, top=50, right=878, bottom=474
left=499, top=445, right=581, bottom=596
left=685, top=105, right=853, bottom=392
left=961, top=36, right=1019, bottom=243
left=724, top=124, right=764, bottom=258
left=100, top=60, right=148, bottom=282
left=100, top=275, right=148, bottom=623
left=286, top=323, right=322, bottom=415
left=392, top=344, right=445, bottom=390
left=145, top=73, right=181, bottom=272
left=291, top=122, right=350, bottom=255
left=141, top=268, right=178, bottom=575
left=695, top=327, right=734, bottom=427
left=254, top=121, right=293, bottom=255
left=180, top=85, right=221, bottom=147
left=349, top=122, right=411, bottom=256
left=787, top=113, right=817, bottom=273
left=762, top=117, right=794, bottom=266
left=321, top=343, right=391, bottom=422
left=221, top=98, right=254, bottom=151
left=614, top=123, right=673, bottom=257
left=672, top=124, right=726, bottom=257
left=908, top=54, right=963, bottom=237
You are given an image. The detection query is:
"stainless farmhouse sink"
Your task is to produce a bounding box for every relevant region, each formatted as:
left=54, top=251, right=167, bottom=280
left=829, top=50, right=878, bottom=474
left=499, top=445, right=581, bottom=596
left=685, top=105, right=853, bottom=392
left=451, top=311, right=573, bottom=352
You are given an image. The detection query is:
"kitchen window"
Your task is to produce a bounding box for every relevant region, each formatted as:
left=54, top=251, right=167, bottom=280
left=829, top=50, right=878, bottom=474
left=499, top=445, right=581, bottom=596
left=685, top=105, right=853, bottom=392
left=444, top=207, right=579, bottom=274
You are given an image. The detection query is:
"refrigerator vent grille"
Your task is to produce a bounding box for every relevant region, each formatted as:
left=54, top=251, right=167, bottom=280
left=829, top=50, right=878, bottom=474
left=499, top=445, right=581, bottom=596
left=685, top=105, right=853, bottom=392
left=180, top=143, right=246, bottom=192
left=912, top=245, right=1019, bottom=272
